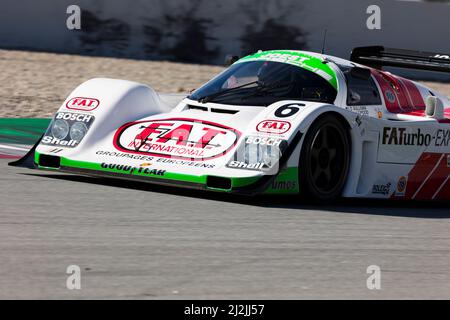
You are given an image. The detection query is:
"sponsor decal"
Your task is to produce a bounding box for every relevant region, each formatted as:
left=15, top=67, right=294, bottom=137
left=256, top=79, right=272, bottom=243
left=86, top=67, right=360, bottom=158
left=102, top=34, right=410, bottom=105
left=355, top=115, right=363, bottom=127
left=372, top=182, right=391, bottom=195
left=385, top=90, right=396, bottom=103
left=236, top=50, right=338, bottom=89
left=114, top=118, right=240, bottom=161
left=41, top=137, right=78, bottom=147
left=382, top=127, right=450, bottom=147
left=55, top=112, right=94, bottom=122
left=382, top=127, right=431, bottom=146
left=155, top=158, right=216, bottom=168
left=435, top=129, right=450, bottom=147
left=256, top=120, right=291, bottom=134
left=41, top=112, right=94, bottom=148
left=349, top=106, right=369, bottom=117
left=377, top=111, right=383, bottom=119
left=271, top=180, right=297, bottom=190
left=95, top=150, right=216, bottom=168
left=140, top=162, right=152, bottom=167
left=245, top=136, right=283, bottom=146
left=100, top=162, right=165, bottom=176
left=395, top=176, right=408, bottom=197
left=96, top=150, right=154, bottom=161
left=227, top=160, right=267, bottom=170
left=66, top=97, right=99, bottom=111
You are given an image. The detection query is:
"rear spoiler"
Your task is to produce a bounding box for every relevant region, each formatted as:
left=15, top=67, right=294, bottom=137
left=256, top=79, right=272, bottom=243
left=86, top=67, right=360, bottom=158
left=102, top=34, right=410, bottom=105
left=350, top=46, right=450, bottom=73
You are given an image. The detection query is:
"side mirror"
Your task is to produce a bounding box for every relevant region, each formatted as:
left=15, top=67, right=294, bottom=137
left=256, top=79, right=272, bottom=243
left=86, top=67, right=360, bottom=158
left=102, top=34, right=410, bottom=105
left=426, top=96, right=444, bottom=119
left=350, top=67, right=371, bottom=80
left=224, top=54, right=239, bottom=67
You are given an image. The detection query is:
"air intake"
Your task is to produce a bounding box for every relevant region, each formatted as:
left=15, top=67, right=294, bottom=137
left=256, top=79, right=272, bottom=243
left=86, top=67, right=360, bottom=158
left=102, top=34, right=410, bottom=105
left=39, top=154, right=60, bottom=168
left=210, top=108, right=238, bottom=114
left=187, top=105, right=238, bottom=114
left=206, top=176, right=232, bottom=190
left=187, top=105, right=208, bottom=111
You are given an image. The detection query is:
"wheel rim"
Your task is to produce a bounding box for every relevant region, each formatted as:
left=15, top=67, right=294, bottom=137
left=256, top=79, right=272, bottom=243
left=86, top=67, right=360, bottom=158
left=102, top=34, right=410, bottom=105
left=308, top=123, right=348, bottom=195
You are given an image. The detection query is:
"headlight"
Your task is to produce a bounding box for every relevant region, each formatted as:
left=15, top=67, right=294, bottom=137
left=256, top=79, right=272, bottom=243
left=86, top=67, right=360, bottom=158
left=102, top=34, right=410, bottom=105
left=244, top=142, right=259, bottom=164
left=227, top=136, right=286, bottom=173
left=243, top=144, right=275, bottom=166
left=242, top=137, right=284, bottom=167
left=70, top=121, right=88, bottom=142
left=261, top=145, right=277, bottom=166
left=51, top=119, right=69, bottom=140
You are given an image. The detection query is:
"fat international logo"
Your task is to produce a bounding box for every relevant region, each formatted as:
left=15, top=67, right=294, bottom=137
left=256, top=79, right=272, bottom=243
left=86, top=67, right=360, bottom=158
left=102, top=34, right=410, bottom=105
left=66, top=97, right=100, bottom=112
left=114, top=118, right=241, bottom=161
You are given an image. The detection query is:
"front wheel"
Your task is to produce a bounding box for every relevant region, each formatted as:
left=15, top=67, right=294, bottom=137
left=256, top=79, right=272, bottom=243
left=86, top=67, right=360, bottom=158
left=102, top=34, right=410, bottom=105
left=298, top=114, right=350, bottom=202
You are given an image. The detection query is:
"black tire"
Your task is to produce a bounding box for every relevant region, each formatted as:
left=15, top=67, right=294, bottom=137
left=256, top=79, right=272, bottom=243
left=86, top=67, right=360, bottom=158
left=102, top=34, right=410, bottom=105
left=298, top=114, right=350, bottom=202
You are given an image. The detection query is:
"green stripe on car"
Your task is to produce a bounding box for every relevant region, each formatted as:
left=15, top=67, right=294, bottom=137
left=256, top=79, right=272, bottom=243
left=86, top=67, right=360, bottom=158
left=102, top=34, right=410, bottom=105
left=35, top=151, right=263, bottom=191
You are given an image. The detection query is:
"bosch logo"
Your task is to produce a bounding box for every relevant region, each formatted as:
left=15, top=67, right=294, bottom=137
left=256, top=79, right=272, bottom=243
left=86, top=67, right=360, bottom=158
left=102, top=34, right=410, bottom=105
left=55, top=112, right=93, bottom=123
left=245, top=136, right=283, bottom=146
left=66, top=97, right=100, bottom=111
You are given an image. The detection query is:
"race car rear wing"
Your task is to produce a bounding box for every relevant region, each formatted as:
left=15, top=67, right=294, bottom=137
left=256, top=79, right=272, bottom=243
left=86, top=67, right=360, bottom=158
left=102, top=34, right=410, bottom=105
left=350, top=46, right=450, bottom=73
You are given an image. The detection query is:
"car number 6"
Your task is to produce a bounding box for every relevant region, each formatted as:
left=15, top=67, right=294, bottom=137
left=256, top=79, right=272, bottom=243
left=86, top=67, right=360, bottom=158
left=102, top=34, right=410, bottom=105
left=275, top=104, right=301, bottom=118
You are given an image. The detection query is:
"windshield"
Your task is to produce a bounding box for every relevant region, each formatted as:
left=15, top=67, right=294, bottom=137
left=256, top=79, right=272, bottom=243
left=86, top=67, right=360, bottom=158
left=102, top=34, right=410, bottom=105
left=188, top=61, right=337, bottom=106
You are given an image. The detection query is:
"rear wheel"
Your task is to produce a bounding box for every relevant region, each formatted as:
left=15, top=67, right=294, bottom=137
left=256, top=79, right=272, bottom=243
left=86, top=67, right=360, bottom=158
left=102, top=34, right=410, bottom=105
left=298, top=114, right=350, bottom=202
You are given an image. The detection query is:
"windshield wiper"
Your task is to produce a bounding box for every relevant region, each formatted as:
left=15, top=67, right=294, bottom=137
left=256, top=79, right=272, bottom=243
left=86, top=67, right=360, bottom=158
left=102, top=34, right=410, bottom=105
left=198, top=80, right=259, bottom=103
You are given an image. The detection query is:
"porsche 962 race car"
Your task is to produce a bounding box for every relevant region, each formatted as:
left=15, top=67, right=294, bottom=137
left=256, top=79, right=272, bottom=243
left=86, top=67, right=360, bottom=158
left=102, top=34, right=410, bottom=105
left=11, top=46, right=450, bottom=201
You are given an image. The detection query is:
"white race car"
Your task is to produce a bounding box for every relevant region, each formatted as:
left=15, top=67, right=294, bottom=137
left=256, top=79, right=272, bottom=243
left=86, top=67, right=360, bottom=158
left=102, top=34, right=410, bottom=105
left=12, top=46, right=450, bottom=201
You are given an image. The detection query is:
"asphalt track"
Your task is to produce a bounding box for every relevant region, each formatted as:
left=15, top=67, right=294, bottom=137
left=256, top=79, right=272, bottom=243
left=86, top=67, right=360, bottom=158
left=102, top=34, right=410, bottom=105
left=1, top=159, right=450, bottom=299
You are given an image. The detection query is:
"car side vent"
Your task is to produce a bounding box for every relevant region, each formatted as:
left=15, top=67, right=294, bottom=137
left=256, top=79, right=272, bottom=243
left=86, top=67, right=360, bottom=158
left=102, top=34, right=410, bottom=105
left=210, top=108, right=238, bottom=114
left=187, top=105, right=208, bottom=111
left=39, top=154, right=61, bottom=168
left=186, top=105, right=238, bottom=114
